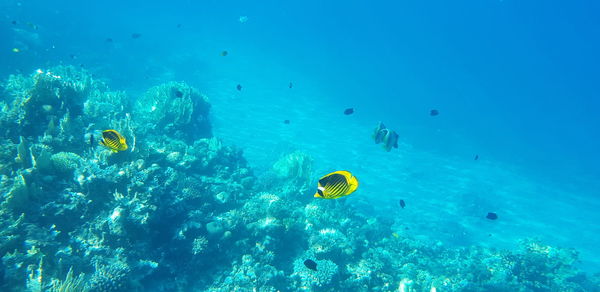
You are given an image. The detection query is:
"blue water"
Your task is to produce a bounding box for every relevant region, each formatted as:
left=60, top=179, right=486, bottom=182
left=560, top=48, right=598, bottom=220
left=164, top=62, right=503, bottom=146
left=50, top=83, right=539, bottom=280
left=2, top=0, right=600, bottom=290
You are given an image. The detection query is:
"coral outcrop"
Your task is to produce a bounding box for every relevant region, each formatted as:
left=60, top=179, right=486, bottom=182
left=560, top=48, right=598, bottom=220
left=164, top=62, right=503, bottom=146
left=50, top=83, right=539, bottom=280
left=0, top=66, right=598, bottom=291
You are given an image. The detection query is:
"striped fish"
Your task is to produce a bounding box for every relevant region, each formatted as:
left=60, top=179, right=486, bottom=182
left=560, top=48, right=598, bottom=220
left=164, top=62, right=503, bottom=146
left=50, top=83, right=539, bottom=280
left=100, top=129, right=128, bottom=152
left=314, top=170, right=359, bottom=199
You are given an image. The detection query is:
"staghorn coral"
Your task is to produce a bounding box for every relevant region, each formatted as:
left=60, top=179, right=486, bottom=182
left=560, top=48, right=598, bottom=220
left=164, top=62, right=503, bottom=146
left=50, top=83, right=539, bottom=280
left=48, top=267, right=86, bottom=292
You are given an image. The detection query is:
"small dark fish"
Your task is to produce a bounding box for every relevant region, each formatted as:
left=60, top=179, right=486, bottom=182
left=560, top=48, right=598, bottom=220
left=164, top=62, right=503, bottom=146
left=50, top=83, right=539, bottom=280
left=131, top=33, right=142, bottom=39
left=105, top=38, right=113, bottom=43
left=430, top=109, right=439, bottom=116
left=11, top=20, right=17, bottom=25
left=221, top=50, right=228, bottom=56
left=69, top=54, right=76, bottom=59
left=399, top=199, right=406, bottom=209
left=303, top=259, right=317, bottom=271
left=176, top=23, right=182, bottom=28
left=486, top=212, right=498, bottom=220
left=236, top=84, right=242, bottom=91
left=344, top=108, right=354, bottom=115
left=174, top=90, right=183, bottom=97
left=89, top=134, right=95, bottom=146
left=474, top=154, right=479, bottom=161
left=288, top=82, right=293, bottom=89
left=283, top=120, right=290, bottom=124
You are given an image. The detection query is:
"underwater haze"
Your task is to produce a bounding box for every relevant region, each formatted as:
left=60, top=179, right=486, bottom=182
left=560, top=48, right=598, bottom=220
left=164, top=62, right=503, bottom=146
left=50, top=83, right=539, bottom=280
left=2, top=0, right=600, bottom=291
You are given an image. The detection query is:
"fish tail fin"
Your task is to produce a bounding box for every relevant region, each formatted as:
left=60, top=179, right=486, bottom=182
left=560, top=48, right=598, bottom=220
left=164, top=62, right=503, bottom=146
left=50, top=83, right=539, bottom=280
left=347, top=176, right=359, bottom=194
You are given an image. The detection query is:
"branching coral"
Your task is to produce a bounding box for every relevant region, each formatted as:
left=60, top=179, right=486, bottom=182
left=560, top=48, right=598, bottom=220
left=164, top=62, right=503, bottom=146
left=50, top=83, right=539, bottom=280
left=48, top=267, right=86, bottom=292
left=86, top=261, right=130, bottom=292
left=291, top=257, right=339, bottom=288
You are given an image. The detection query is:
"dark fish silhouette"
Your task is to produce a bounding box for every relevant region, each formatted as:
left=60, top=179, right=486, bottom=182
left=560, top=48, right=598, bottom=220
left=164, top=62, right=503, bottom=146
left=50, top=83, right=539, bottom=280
left=221, top=50, right=228, bottom=56
left=177, top=23, right=182, bottom=28
left=174, top=90, right=183, bottom=97
left=105, top=38, right=113, bottom=43
left=89, top=134, right=95, bottom=147
left=486, top=212, right=498, bottom=220
left=399, top=199, right=406, bottom=209
left=303, top=259, right=317, bottom=271
left=344, top=108, right=354, bottom=115
left=236, top=84, right=242, bottom=91
left=11, top=20, right=17, bottom=25
left=131, top=33, right=142, bottom=39
left=430, top=109, right=439, bottom=116
left=474, top=154, right=479, bottom=161
left=283, top=120, right=290, bottom=124
left=289, top=82, right=293, bottom=89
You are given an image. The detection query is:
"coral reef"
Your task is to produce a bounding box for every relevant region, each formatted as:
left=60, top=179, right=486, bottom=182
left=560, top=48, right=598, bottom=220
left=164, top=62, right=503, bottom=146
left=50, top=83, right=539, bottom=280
left=0, top=66, right=598, bottom=292
left=86, top=261, right=131, bottom=292
left=133, top=81, right=211, bottom=142
left=291, top=257, right=339, bottom=288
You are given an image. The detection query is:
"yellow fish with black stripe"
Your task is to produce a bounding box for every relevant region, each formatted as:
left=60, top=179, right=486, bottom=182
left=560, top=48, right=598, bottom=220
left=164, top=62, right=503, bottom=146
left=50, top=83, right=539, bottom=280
left=100, top=129, right=128, bottom=152
left=314, top=170, right=359, bottom=199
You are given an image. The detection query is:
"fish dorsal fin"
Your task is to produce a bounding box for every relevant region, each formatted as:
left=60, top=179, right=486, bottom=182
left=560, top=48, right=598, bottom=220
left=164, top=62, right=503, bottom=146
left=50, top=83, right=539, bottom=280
left=319, top=171, right=346, bottom=186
